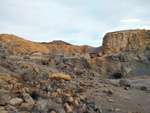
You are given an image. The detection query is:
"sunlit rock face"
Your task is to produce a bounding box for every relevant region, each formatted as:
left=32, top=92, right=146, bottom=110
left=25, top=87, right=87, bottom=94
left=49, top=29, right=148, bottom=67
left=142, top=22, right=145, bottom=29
left=0, top=34, right=90, bottom=56
left=101, top=30, right=150, bottom=56
left=95, top=30, right=150, bottom=77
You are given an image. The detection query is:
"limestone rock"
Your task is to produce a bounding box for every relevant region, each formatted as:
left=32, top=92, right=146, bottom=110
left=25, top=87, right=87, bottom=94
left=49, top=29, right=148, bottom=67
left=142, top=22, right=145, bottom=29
left=88, top=30, right=150, bottom=77
left=0, top=89, right=5, bottom=96
left=64, top=103, right=72, bottom=113
left=4, top=104, right=16, bottom=111
left=66, top=97, right=74, bottom=103
left=73, top=99, right=79, bottom=106
left=9, top=98, right=23, bottom=106
left=3, top=84, right=13, bottom=90
left=36, top=99, right=48, bottom=112
left=0, top=110, right=8, bottom=113
left=21, top=93, right=30, bottom=99
left=50, top=73, right=71, bottom=81
left=108, top=89, right=115, bottom=95
left=19, top=103, right=33, bottom=111
left=56, top=109, right=66, bottom=113
left=0, top=94, right=11, bottom=105
left=24, top=97, right=35, bottom=105
left=101, top=30, right=150, bottom=56
left=51, top=111, right=56, bottom=113
left=114, top=108, right=120, bottom=112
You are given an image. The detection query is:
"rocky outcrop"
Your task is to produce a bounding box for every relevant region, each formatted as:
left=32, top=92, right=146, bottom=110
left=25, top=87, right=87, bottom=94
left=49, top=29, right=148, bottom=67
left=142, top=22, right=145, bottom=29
left=50, top=73, right=71, bottom=81
left=101, top=30, right=150, bottom=56
left=58, top=30, right=150, bottom=77
left=91, top=30, right=150, bottom=77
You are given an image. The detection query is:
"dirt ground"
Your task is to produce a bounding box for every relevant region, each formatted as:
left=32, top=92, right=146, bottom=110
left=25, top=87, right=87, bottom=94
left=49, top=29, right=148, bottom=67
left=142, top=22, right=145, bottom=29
left=85, top=76, right=150, bottom=113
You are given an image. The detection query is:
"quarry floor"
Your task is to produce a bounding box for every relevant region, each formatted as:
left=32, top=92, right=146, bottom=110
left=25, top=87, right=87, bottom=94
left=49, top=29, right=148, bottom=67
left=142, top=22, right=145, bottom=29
left=85, top=76, right=150, bottom=113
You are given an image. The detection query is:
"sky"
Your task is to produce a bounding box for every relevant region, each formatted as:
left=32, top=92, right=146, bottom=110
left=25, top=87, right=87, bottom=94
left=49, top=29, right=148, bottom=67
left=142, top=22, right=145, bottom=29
left=0, top=0, right=150, bottom=47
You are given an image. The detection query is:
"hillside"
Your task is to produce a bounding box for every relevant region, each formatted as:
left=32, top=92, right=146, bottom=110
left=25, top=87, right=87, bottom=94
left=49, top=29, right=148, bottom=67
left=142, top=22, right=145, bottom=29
left=0, top=34, right=91, bottom=56
left=0, top=30, right=150, bottom=113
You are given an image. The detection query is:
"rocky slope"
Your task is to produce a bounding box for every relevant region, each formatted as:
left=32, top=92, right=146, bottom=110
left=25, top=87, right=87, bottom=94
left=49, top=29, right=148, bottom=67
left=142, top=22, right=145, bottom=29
left=0, top=34, right=90, bottom=56
left=0, top=30, right=150, bottom=113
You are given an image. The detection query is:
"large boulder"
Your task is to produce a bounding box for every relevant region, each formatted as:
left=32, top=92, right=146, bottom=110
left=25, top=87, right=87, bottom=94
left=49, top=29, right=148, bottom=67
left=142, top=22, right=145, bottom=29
left=9, top=98, right=23, bottom=107
left=50, top=73, right=71, bottom=81
left=0, top=90, right=11, bottom=105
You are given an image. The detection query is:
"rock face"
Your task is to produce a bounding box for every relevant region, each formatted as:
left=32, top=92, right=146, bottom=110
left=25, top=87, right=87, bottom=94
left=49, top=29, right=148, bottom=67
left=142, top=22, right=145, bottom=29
left=89, top=30, right=150, bottom=77
left=101, top=30, right=150, bottom=56
left=56, top=30, right=150, bottom=78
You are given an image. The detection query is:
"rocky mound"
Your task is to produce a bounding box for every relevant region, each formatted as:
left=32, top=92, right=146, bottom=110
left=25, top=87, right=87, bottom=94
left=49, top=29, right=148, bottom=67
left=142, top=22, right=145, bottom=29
left=0, top=34, right=49, bottom=55
left=41, top=40, right=72, bottom=45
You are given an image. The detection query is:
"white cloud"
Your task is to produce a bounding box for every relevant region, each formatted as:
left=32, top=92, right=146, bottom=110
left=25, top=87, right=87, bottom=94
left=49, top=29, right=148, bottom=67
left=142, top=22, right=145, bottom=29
left=120, top=19, right=142, bottom=23
left=0, top=0, right=150, bottom=47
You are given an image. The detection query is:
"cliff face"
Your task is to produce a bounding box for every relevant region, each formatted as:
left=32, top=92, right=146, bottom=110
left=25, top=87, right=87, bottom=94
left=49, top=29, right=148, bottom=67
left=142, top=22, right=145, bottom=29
left=0, top=34, right=90, bottom=56
left=53, top=30, right=150, bottom=78
left=101, top=30, right=150, bottom=56
left=91, top=30, right=150, bottom=77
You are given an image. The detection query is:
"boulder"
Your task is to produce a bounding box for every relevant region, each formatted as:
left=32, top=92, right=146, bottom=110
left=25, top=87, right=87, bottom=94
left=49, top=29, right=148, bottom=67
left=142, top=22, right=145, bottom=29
left=64, top=103, right=72, bottom=113
left=4, top=105, right=16, bottom=111
left=36, top=99, right=48, bottom=112
left=0, top=89, right=5, bottom=96
left=19, top=103, right=33, bottom=111
left=0, top=94, right=11, bottom=105
left=21, top=93, right=30, bottom=99
left=50, top=73, right=71, bottom=81
left=9, top=98, right=23, bottom=106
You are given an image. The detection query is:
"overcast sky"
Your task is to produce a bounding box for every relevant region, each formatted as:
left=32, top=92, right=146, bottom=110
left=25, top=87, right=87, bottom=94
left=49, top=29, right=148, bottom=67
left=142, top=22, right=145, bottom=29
left=0, top=0, right=150, bottom=47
